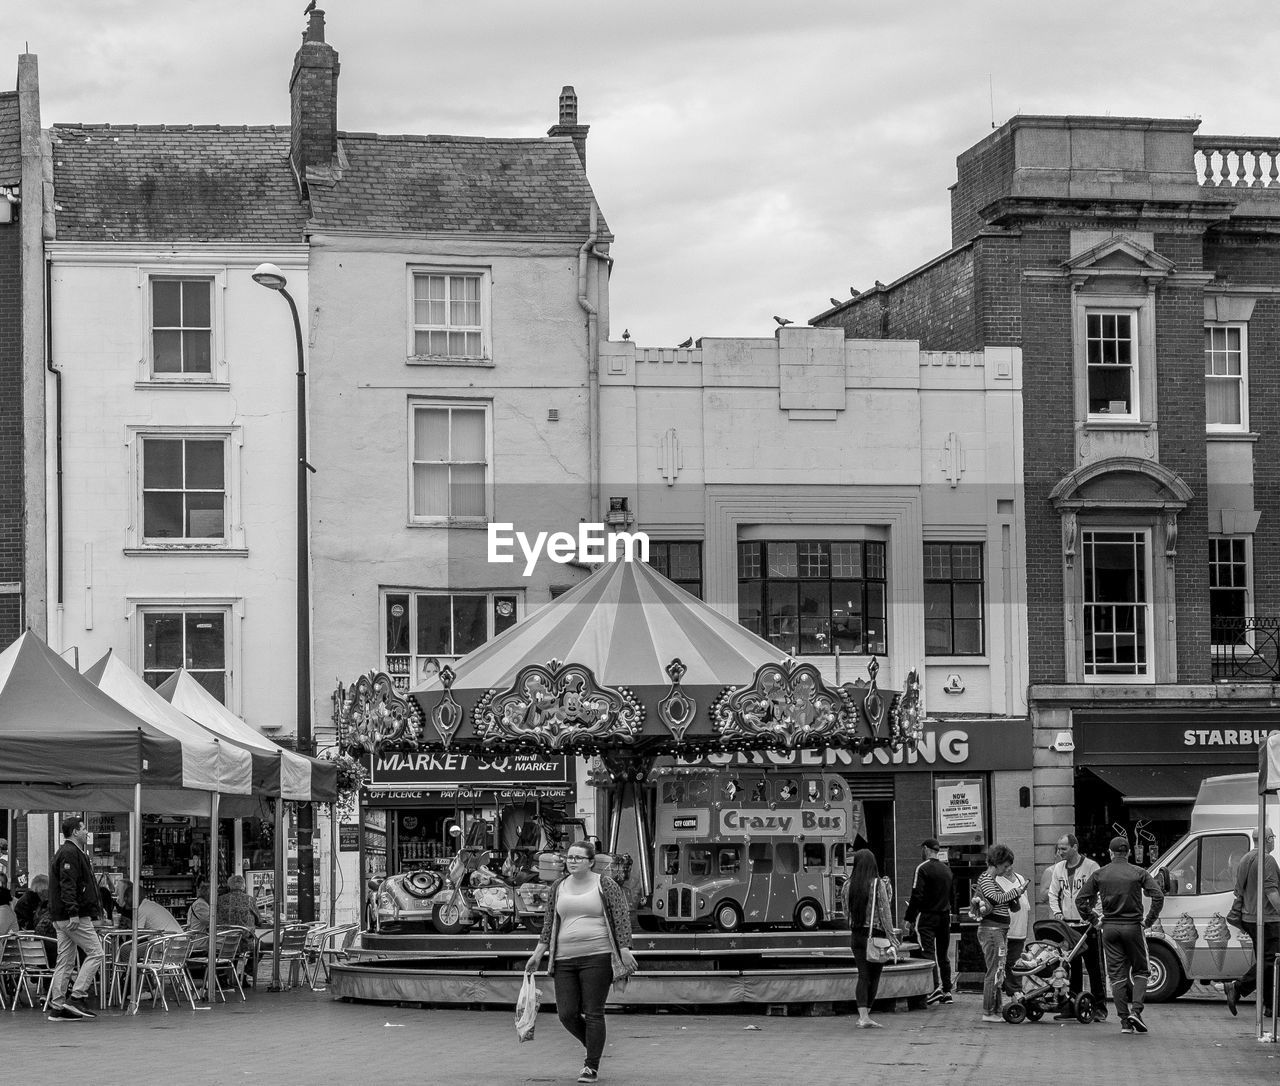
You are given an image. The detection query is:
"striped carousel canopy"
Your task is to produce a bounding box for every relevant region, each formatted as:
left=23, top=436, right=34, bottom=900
left=431, top=557, right=784, bottom=694
left=404, top=559, right=912, bottom=756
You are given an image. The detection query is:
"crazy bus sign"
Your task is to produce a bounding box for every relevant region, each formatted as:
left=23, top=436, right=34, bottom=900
left=641, top=770, right=856, bottom=933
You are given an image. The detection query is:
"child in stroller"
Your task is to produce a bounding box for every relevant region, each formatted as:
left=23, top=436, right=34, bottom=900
left=1000, top=919, right=1109, bottom=1024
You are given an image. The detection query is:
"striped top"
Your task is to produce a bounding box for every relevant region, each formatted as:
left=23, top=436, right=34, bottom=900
left=976, top=871, right=1028, bottom=926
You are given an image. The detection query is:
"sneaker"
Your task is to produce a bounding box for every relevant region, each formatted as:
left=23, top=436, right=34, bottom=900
left=926, top=988, right=946, bottom=1006
left=577, top=1069, right=598, bottom=1083
left=64, top=995, right=96, bottom=1020
left=47, top=1006, right=75, bottom=1022
left=58, top=998, right=89, bottom=1020
left=981, top=1014, right=1003, bottom=1023
left=1225, top=981, right=1239, bottom=1016
left=1127, top=1012, right=1148, bottom=1034
left=1120, top=1021, right=1135, bottom=1035
left=937, top=993, right=954, bottom=1005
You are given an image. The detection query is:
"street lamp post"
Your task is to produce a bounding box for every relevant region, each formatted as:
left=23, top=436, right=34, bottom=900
left=253, top=262, right=316, bottom=923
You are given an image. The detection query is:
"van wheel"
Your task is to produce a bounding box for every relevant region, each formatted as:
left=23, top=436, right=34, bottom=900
left=713, top=901, right=743, bottom=933
left=1144, top=942, right=1184, bottom=1003
left=793, top=901, right=821, bottom=931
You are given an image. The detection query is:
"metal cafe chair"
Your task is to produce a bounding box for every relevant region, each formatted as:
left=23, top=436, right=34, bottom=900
left=275, top=923, right=314, bottom=989
left=315, top=923, right=359, bottom=985
left=106, top=929, right=160, bottom=1008
left=188, top=927, right=247, bottom=1003
left=133, top=932, right=198, bottom=1011
left=10, top=934, right=58, bottom=1011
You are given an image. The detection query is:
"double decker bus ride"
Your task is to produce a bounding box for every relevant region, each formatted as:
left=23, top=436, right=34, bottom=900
left=640, top=769, right=858, bottom=933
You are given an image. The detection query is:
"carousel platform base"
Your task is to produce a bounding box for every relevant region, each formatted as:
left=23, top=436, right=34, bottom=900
left=332, top=931, right=935, bottom=1009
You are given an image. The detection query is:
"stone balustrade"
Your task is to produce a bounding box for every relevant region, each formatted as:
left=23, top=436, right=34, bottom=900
left=1196, top=136, right=1280, bottom=188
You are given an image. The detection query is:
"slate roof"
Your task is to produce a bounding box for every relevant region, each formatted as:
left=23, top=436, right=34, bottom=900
left=0, top=93, right=20, bottom=186
left=309, top=133, right=610, bottom=238
left=48, top=124, right=608, bottom=244
left=50, top=124, right=308, bottom=243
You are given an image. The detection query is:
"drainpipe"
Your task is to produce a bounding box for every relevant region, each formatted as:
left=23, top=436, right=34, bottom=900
left=44, top=257, right=62, bottom=646
left=577, top=201, right=601, bottom=524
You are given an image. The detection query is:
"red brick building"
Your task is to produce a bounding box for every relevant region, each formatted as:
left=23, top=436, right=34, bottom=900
left=814, top=115, right=1280, bottom=892
left=0, top=58, right=45, bottom=648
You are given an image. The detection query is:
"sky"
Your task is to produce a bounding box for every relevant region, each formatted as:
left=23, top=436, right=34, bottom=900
left=8, top=1, right=1280, bottom=347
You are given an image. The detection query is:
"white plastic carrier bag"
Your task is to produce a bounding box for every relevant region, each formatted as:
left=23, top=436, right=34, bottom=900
left=515, top=972, right=541, bottom=1042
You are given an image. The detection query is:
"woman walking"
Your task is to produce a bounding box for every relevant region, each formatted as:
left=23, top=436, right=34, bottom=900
left=525, top=839, right=639, bottom=1083
left=973, top=843, right=1030, bottom=1023
left=845, top=848, right=900, bottom=1028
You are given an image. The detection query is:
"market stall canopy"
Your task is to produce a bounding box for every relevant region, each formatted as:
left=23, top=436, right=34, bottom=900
left=83, top=650, right=260, bottom=815
left=155, top=668, right=337, bottom=802
left=402, top=559, right=920, bottom=758
left=0, top=632, right=186, bottom=807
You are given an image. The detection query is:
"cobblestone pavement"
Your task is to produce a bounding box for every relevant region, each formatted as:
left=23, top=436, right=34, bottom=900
left=9, top=988, right=1279, bottom=1086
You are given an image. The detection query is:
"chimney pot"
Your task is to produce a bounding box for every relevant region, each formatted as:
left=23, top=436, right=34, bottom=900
left=307, top=9, right=327, bottom=42
left=559, top=86, right=578, bottom=126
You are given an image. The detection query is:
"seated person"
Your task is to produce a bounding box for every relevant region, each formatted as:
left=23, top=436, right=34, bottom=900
left=216, top=875, right=262, bottom=986
left=118, top=880, right=183, bottom=932
left=13, top=873, right=48, bottom=930
left=216, top=874, right=263, bottom=929
left=0, top=886, right=17, bottom=936
left=97, top=873, right=117, bottom=924
left=187, top=881, right=212, bottom=932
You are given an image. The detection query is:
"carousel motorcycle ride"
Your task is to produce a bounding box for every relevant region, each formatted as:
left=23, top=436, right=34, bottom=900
left=368, top=816, right=582, bottom=934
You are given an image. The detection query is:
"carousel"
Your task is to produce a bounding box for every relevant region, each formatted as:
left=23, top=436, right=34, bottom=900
left=328, top=558, right=933, bottom=1010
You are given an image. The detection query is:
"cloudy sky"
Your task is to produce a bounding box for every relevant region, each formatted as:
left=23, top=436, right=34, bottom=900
left=8, top=1, right=1280, bottom=346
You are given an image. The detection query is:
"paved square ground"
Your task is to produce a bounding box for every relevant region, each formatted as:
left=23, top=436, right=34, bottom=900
left=9, top=989, right=1278, bottom=1085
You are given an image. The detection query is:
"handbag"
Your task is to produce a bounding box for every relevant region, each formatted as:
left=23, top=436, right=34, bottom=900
left=864, top=879, right=898, bottom=964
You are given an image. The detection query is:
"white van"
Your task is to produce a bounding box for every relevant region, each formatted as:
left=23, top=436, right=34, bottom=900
left=1141, top=773, right=1277, bottom=1001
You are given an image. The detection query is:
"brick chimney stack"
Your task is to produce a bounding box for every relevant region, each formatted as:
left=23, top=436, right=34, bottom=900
left=290, top=8, right=340, bottom=197
left=547, top=85, right=589, bottom=167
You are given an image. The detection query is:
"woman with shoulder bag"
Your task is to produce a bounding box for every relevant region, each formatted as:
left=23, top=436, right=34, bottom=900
left=844, top=848, right=900, bottom=1029
left=525, top=839, right=639, bottom=1084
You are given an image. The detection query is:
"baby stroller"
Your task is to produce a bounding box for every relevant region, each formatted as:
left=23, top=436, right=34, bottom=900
left=1000, top=919, right=1109, bottom=1024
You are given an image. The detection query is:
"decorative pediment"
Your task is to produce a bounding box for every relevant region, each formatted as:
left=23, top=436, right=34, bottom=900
left=1064, top=236, right=1176, bottom=286
left=1050, top=456, right=1192, bottom=512
left=712, top=660, right=855, bottom=748
left=334, top=671, right=423, bottom=756
left=473, top=660, right=643, bottom=751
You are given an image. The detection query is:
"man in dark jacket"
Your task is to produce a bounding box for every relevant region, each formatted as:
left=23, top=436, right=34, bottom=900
left=903, top=838, right=955, bottom=1004
left=48, top=816, right=104, bottom=1021
left=1076, top=836, right=1164, bottom=1036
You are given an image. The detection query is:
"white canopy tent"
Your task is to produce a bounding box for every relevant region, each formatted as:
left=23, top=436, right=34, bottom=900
left=86, top=650, right=265, bottom=989
left=155, top=668, right=339, bottom=986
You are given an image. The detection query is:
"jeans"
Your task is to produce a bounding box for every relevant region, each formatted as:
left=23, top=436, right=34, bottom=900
left=52, top=918, right=105, bottom=1004
left=1101, top=922, right=1149, bottom=1020
left=1003, top=937, right=1025, bottom=996
left=915, top=912, right=952, bottom=994
left=977, top=924, right=1007, bottom=1015
left=553, top=953, right=612, bottom=1071
left=850, top=931, right=885, bottom=1011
